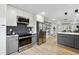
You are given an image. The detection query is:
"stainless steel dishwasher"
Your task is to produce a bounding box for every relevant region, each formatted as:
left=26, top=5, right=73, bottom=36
left=6, top=35, right=18, bottom=55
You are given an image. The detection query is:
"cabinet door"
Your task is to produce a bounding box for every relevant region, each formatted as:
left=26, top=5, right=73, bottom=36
left=6, top=36, right=18, bottom=54
left=6, top=6, right=17, bottom=26
left=32, top=34, right=37, bottom=44
left=57, top=34, right=65, bottom=45
left=75, top=36, right=79, bottom=49
left=64, top=34, right=74, bottom=47
left=0, top=5, right=6, bottom=25
left=17, top=9, right=24, bottom=17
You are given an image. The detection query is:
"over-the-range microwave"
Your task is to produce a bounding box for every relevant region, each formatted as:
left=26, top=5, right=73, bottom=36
left=17, top=16, right=29, bottom=24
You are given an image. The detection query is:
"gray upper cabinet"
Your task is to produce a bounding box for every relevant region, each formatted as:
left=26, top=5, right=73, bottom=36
left=6, top=5, right=17, bottom=26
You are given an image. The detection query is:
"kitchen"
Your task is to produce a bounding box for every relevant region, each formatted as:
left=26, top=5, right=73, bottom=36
left=6, top=4, right=48, bottom=55
left=1, top=4, right=79, bottom=55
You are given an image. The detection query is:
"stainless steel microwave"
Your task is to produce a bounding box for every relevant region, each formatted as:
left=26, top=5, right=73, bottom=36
left=17, top=16, right=29, bottom=24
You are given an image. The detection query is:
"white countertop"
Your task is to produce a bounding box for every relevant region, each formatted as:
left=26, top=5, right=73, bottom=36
left=6, top=34, right=18, bottom=37
left=58, top=32, right=79, bottom=35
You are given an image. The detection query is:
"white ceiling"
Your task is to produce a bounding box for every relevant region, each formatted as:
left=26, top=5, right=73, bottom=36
left=10, top=4, right=79, bottom=22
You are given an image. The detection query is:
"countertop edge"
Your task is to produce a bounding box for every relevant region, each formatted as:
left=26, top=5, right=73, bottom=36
left=57, top=32, right=79, bottom=35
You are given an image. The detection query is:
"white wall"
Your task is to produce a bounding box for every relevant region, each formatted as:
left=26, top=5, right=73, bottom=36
left=31, top=15, right=37, bottom=34
left=0, top=4, right=6, bottom=55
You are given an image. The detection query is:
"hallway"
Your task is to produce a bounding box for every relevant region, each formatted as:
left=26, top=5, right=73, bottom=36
left=12, top=36, right=79, bottom=55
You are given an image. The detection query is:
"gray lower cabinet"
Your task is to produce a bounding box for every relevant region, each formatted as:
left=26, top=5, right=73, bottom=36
left=32, top=34, right=37, bottom=44
left=57, top=34, right=65, bottom=45
left=6, top=35, right=18, bottom=55
left=57, top=34, right=75, bottom=47
left=64, top=35, right=74, bottom=47
left=57, top=33, right=79, bottom=49
left=75, top=36, right=79, bottom=49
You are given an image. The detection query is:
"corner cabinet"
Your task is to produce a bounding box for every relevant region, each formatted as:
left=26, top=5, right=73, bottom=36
left=6, top=6, right=17, bottom=26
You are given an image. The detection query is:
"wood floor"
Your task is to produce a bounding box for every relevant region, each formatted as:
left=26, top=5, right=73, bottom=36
left=11, top=36, right=79, bottom=55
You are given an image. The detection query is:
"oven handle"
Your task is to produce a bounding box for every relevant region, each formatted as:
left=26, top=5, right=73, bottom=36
left=19, top=36, right=32, bottom=40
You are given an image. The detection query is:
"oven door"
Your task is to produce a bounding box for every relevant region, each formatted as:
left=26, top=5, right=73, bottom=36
left=19, top=36, right=32, bottom=47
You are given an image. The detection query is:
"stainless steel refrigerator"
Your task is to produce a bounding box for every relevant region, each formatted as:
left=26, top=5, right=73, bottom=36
left=37, top=22, right=46, bottom=45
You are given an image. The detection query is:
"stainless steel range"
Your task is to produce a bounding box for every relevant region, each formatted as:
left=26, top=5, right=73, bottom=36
left=18, top=33, right=32, bottom=47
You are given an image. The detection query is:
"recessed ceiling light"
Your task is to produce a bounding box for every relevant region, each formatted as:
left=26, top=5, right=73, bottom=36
left=52, top=19, right=56, bottom=21
left=76, top=13, right=79, bottom=16
left=41, top=11, right=46, bottom=16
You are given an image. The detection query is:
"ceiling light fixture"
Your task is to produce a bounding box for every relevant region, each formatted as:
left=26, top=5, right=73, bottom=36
left=41, top=11, right=46, bottom=16
left=52, top=19, right=56, bottom=21
left=76, top=13, right=79, bottom=16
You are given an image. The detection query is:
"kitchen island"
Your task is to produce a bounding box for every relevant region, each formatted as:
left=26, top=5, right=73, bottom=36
left=57, top=32, right=79, bottom=49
